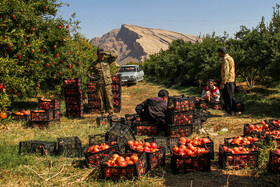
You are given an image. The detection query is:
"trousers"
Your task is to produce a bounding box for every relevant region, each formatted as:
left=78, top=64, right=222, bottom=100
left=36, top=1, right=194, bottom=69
left=221, top=82, right=236, bottom=115
left=96, top=84, right=114, bottom=114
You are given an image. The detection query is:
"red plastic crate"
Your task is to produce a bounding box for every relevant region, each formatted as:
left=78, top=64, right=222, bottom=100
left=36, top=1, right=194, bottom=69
left=100, top=152, right=147, bottom=181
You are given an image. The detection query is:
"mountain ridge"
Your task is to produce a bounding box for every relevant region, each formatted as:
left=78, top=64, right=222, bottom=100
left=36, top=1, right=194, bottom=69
left=90, top=24, right=201, bottom=65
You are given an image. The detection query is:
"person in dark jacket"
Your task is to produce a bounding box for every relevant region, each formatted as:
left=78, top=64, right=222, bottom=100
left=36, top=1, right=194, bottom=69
left=135, top=89, right=169, bottom=131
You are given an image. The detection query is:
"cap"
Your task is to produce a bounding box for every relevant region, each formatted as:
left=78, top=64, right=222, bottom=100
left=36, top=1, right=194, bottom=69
left=217, top=47, right=227, bottom=54
left=97, top=48, right=105, bottom=54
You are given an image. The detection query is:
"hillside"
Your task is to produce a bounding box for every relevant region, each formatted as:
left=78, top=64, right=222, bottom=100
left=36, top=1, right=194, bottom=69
left=90, top=24, right=201, bottom=65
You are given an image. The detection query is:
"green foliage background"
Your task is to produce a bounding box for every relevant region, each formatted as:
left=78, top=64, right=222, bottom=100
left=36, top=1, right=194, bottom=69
left=143, top=4, right=280, bottom=88
left=0, top=0, right=99, bottom=111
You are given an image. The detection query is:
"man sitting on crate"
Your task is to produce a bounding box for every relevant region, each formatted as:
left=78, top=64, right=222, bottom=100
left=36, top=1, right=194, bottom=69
left=135, top=89, right=169, bottom=131
left=201, top=79, right=220, bottom=102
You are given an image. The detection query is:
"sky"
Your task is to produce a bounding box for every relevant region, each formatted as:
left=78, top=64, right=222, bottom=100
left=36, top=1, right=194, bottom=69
left=58, top=0, right=280, bottom=39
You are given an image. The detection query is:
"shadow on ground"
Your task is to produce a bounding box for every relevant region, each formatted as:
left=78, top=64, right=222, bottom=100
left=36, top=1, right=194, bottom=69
left=147, top=156, right=280, bottom=187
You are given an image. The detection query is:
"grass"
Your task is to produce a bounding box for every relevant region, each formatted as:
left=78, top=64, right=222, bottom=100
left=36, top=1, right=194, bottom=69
left=0, top=81, right=280, bottom=186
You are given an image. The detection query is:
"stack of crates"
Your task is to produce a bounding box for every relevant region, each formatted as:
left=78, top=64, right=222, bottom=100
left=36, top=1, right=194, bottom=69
left=87, top=74, right=122, bottom=114
left=63, top=78, right=83, bottom=118
left=111, top=74, right=121, bottom=113
left=87, top=81, right=100, bottom=114
left=38, top=98, right=60, bottom=125
left=166, top=95, right=195, bottom=137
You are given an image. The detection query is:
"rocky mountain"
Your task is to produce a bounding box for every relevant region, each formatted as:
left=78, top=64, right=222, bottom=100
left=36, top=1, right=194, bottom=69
left=90, top=24, right=201, bottom=65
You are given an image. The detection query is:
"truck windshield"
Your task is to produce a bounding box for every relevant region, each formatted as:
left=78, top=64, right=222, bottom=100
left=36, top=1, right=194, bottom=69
left=118, top=66, right=136, bottom=72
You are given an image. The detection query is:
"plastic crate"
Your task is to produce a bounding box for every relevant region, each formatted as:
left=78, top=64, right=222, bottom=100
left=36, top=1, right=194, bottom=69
left=19, top=140, right=57, bottom=156
left=170, top=145, right=211, bottom=173
left=111, top=74, right=121, bottom=84
left=112, top=91, right=121, bottom=99
left=65, top=95, right=83, bottom=104
left=167, top=96, right=196, bottom=112
left=269, top=119, right=280, bottom=130
left=100, top=151, right=147, bottom=180
left=30, top=121, right=59, bottom=129
left=111, top=84, right=121, bottom=92
left=106, top=123, right=136, bottom=152
left=265, top=132, right=280, bottom=146
left=57, top=137, right=82, bottom=158
left=167, top=124, right=193, bottom=138
left=88, top=100, right=101, bottom=108
left=88, top=107, right=101, bottom=114
left=38, top=98, right=60, bottom=110
left=166, top=111, right=193, bottom=126
left=268, top=149, right=280, bottom=173
left=84, top=142, right=119, bottom=167
left=89, top=133, right=107, bottom=145
left=31, top=110, right=54, bottom=121
left=178, top=136, right=214, bottom=160
left=87, top=82, right=97, bottom=92
left=113, top=98, right=121, bottom=112
left=66, top=102, right=83, bottom=111
left=63, top=78, right=81, bottom=87
left=218, top=144, right=259, bottom=170
left=144, top=137, right=179, bottom=152
left=125, top=114, right=141, bottom=125
left=96, top=116, right=111, bottom=127
left=12, top=112, right=30, bottom=121
left=132, top=121, right=159, bottom=136
left=125, top=145, right=166, bottom=171
left=196, top=100, right=209, bottom=110
left=53, top=109, right=60, bottom=121
left=224, top=136, right=261, bottom=147
left=64, top=87, right=82, bottom=96
left=65, top=110, right=83, bottom=119
left=87, top=92, right=99, bottom=100
left=243, top=122, right=272, bottom=139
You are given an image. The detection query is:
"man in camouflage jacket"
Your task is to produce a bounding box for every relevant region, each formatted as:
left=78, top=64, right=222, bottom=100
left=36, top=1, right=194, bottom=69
left=87, top=48, right=118, bottom=115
